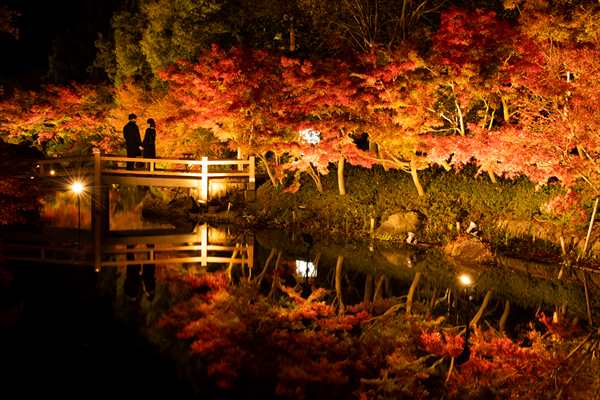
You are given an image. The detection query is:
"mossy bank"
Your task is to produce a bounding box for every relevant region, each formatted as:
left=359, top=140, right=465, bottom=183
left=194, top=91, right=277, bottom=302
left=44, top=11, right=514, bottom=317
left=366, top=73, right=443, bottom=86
left=249, top=164, right=600, bottom=261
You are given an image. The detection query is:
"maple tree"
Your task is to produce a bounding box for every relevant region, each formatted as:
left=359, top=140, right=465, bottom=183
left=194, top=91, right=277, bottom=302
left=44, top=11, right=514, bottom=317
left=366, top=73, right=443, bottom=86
left=147, top=252, right=600, bottom=399
left=351, top=48, right=436, bottom=196
left=0, top=141, right=43, bottom=224
left=0, top=84, right=118, bottom=156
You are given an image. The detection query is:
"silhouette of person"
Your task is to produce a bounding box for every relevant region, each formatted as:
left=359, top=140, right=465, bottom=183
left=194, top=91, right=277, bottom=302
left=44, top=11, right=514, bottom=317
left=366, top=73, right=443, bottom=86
left=142, top=118, right=156, bottom=159
left=142, top=245, right=156, bottom=300
left=123, top=113, right=142, bottom=170
left=124, top=244, right=142, bottom=301
left=123, top=243, right=156, bottom=301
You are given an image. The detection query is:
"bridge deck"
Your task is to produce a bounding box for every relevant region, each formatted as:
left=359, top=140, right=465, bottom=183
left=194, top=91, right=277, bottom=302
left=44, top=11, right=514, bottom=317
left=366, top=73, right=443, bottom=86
left=38, top=153, right=256, bottom=200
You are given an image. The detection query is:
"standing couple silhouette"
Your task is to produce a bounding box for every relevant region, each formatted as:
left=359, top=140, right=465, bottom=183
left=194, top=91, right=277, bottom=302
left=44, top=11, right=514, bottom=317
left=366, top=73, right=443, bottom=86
left=122, top=113, right=156, bottom=170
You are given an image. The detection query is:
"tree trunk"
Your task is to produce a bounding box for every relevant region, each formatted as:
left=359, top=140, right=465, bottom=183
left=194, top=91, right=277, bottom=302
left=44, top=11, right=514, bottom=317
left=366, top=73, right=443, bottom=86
left=410, top=157, right=425, bottom=197
left=499, top=300, right=510, bottom=332
left=487, top=169, right=497, bottom=184
left=258, top=154, right=278, bottom=187
left=455, top=100, right=465, bottom=136
left=373, top=274, right=384, bottom=301
left=364, top=275, right=373, bottom=307
left=256, top=248, right=277, bottom=285
left=369, top=140, right=378, bottom=156
left=470, top=289, right=493, bottom=327
left=338, top=156, right=346, bottom=196
left=335, top=256, right=345, bottom=314
left=581, top=197, right=598, bottom=260
left=268, top=250, right=283, bottom=299
left=501, top=96, right=510, bottom=123
left=405, top=271, right=422, bottom=316
left=226, top=243, right=241, bottom=283
left=307, top=164, right=323, bottom=193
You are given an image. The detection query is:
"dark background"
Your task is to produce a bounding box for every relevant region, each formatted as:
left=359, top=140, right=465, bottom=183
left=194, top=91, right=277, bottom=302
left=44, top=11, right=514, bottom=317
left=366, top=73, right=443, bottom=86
left=0, top=0, right=120, bottom=86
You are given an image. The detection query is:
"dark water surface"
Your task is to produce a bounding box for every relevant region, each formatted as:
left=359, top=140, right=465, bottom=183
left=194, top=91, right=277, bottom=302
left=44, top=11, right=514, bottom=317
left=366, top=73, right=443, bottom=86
left=1, top=264, right=194, bottom=398
left=2, top=188, right=598, bottom=398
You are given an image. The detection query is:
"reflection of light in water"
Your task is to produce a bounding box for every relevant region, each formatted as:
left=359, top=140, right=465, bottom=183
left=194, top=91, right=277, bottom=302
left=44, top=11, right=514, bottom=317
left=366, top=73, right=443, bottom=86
left=296, top=260, right=317, bottom=278
left=42, top=191, right=91, bottom=228
left=208, top=225, right=229, bottom=243
left=210, top=181, right=228, bottom=198
left=458, top=273, right=473, bottom=287
left=190, top=181, right=245, bottom=200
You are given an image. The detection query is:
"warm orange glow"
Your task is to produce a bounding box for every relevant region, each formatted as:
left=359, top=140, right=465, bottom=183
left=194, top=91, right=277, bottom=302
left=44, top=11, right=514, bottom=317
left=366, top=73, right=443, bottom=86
left=49, top=169, right=56, bottom=176
left=458, top=273, right=473, bottom=287
left=71, top=181, right=85, bottom=195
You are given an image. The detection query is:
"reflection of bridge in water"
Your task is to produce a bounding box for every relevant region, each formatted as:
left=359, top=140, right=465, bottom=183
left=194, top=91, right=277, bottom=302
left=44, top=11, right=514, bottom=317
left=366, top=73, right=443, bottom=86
left=3, top=224, right=254, bottom=272
left=30, top=150, right=257, bottom=271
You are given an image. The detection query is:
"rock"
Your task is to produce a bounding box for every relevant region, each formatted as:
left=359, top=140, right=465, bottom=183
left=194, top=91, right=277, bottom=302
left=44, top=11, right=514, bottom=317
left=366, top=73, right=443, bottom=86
left=376, top=211, right=422, bottom=236
left=444, top=235, right=493, bottom=264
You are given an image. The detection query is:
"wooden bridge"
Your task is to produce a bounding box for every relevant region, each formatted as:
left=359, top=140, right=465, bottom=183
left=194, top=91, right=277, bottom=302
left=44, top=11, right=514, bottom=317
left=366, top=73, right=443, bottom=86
left=2, top=224, right=254, bottom=272
left=37, top=150, right=256, bottom=204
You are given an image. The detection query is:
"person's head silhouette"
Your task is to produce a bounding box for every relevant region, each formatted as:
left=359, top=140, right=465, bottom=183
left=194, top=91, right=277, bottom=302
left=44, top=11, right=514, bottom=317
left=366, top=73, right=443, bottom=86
left=128, top=113, right=137, bottom=121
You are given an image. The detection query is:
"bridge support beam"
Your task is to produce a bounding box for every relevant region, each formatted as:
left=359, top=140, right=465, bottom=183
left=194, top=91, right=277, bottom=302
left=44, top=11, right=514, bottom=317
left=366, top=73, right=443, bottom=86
left=200, top=157, right=209, bottom=204
left=92, top=149, right=109, bottom=271
left=245, top=156, right=256, bottom=201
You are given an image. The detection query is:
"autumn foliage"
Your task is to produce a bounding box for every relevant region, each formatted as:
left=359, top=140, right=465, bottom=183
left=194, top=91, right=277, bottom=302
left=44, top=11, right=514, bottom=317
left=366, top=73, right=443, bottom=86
left=151, top=264, right=597, bottom=399
left=1, top=3, right=600, bottom=199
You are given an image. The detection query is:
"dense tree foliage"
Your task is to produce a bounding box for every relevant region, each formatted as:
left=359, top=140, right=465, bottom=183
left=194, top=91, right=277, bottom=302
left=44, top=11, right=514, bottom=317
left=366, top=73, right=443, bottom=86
left=2, top=0, right=600, bottom=199
left=150, top=261, right=600, bottom=399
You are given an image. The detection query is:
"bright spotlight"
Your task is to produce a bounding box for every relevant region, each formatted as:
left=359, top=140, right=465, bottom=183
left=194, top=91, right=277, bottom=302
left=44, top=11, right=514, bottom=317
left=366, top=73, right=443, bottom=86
left=458, top=273, right=473, bottom=287
left=295, top=260, right=317, bottom=278
left=71, top=181, right=85, bottom=195
left=49, top=169, right=56, bottom=176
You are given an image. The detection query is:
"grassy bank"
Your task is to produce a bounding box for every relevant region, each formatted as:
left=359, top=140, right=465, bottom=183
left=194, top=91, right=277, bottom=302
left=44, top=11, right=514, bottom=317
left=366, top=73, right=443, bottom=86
left=251, top=164, right=598, bottom=259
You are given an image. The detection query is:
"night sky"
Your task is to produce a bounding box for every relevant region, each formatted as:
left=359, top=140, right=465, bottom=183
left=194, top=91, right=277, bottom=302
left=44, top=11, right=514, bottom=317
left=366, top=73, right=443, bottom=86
left=0, top=0, right=120, bottom=86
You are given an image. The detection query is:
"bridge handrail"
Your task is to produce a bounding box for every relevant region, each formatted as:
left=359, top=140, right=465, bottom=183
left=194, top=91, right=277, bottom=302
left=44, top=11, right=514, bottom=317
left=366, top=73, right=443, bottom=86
left=100, top=155, right=251, bottom=167
left=38, top=156, right=92, bottom=165
left=36, top=152, right=256, bottom=203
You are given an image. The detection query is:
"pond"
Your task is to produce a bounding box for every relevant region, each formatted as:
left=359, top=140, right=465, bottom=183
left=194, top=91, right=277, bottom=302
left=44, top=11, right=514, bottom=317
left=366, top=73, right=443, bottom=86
left=1, top=187, right=598, bottom=399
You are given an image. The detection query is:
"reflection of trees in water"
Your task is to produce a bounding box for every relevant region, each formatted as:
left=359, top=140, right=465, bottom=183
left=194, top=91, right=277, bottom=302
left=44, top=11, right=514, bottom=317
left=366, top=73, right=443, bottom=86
left=96, top=225, right=600, bottom=398
left=110, top=186, right=174, bottom=230
left=41, top=191, right=91, bottom=228
left=111, top=238, right=600, bottom=399
left=139, top=249, right=590, bottom=398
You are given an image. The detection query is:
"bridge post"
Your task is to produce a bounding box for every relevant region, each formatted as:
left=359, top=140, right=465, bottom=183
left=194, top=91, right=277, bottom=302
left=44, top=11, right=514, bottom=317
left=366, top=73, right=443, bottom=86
left=246, top=156, right=256, bottom=201
left=92, top=149, right=104, bottom=272
left=201, top=157, right=209, bottom=203
left=237, top=147, right=243, bottom=171
left=201, top=223, right=208, bottom=267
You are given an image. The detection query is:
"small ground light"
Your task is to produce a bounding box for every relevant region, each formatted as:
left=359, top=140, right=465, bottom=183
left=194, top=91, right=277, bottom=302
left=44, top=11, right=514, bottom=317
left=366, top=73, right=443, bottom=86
left=50, top=169, right=56, bottom=176
left=458, top=273, right=473, bottom=287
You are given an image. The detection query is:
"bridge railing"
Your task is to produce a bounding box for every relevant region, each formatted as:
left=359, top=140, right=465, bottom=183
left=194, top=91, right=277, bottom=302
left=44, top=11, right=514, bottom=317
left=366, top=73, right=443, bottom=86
left=37, top=156, right=94, bottom=177
left=37, top=152, right=256, bottom=202
left=3, top=224, right=254, bottom=270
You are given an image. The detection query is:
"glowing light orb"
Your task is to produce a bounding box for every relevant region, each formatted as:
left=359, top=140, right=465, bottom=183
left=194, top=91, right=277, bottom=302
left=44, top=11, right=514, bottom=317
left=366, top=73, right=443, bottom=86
left=299, top=128, right=321, bottom=145
left=296, top=260, right=317, bottom=278
left=49, top=169, right=56, bottom=176
left=71, top=181, right=85, bottom=195
left=458, top=273, right=473, bottom=287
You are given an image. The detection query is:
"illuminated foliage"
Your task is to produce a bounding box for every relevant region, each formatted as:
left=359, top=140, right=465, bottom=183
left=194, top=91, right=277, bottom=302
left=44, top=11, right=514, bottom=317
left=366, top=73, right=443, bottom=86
left=152, top=266, right=599, bottom=399
left=0, top=84, right=118, bottom=156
